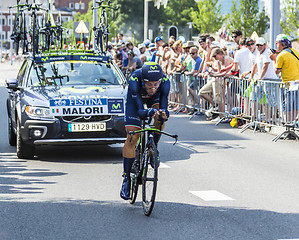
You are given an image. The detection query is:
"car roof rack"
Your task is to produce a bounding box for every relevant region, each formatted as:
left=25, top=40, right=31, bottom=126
left=33, top=49, right=112, bottom=63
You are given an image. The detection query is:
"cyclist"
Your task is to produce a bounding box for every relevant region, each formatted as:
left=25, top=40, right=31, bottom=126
left=120, top=62, right=170, bottom=200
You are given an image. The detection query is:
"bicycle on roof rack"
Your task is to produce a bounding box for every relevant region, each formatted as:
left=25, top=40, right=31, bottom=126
left=9, top=0, right=30, bottom=54
left=40, top=1, right=66, bottom=52
left=92, top=0, right=118, bottom=53
left=129, top=118, right=178, bottom=216
left=10, top=0, right=47, bottom=57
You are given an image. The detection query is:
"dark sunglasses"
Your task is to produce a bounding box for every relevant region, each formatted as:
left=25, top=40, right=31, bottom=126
left=190, top=52, right=197, bottom=55
left=232, top=35, right=238, bottom=38
left=247, top=43, right=255, bottom=46
left=256, top=44, right=264, bottom=47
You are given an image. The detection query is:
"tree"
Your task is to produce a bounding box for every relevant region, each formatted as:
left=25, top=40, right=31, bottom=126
left=227, top=0, right=269, bottom=37
left=190, top=0, right=224, bottom=34
left=280, top=0, right=299, bottom=38
left=163, top=0, right=198, bottom=36
left=113, top=0, right=167, bottom=41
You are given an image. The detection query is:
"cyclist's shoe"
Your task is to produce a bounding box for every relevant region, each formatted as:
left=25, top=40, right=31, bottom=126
left=149, top=150, right=160, bottom=168
left=120, top=174, right=131, bottom=200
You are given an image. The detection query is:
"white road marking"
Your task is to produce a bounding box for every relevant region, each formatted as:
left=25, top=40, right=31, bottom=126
left=189, top=190, right=234, bottom=201
left=159, top=162, right=170, bottom=168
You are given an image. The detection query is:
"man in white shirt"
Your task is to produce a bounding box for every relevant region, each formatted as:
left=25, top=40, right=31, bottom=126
left=232, top=38, right=257, bottom=76
left=249, top=37, right=277, bottom=80
left=249, top=37, right=278, bottom=119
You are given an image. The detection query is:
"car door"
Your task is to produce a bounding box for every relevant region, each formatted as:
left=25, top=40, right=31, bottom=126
left=10, top=60, right=29, bottom=128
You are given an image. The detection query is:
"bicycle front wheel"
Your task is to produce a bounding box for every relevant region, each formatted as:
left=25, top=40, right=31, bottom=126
left=130, top=144, right=141, bottom=205
left=142, top=142, right=158, bottom=216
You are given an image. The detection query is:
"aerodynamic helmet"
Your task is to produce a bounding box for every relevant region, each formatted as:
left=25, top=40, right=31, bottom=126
left=141, top=62, right=163, bottom=82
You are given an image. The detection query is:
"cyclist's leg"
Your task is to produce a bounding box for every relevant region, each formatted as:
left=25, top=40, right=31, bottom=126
left=120, top=98, right=141, bottom=200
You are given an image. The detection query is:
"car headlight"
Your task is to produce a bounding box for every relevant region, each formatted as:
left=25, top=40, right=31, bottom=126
left=25, top=106, right=52, bottom=118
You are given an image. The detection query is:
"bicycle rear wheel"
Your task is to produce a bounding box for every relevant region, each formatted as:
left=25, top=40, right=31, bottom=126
left=142, top=142, right=158, bottom=216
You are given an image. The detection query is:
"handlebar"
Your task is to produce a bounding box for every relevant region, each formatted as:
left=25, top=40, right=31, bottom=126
left=92, top=0, right=118, bottom=10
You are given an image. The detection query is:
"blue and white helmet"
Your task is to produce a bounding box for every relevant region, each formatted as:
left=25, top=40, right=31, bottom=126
left=141, top=62, right=163, bottom=82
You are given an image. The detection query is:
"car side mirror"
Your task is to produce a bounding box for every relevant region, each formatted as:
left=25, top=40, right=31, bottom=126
left=5, top=78, right=19, bottom=91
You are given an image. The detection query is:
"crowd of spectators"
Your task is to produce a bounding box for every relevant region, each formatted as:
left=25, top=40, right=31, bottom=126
left=109, top=31, right=299, bottom=123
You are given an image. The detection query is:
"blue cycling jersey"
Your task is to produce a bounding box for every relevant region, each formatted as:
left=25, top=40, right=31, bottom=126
left=125, top=69, right=170, bottom=128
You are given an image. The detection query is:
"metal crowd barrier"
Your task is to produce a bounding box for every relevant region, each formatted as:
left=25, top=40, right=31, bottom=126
left=166, top=72, right=299, bottom=141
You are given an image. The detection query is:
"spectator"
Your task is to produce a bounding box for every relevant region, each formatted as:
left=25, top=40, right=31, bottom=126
left=144, top=43, right=154, bottom=61
left=273, top=34, right=299, bottom=83
left=197, top=35, right=212, bottom=77
left=126, top=42, right=141, bottom=57
left=151, top=36, right=164, bottom=63
left=114, top=52, right=123, bottom=69
left=185, top=46, right=202, bottom=109
left=139, top=54, right=147, bottom=65
left=121, top=44, right=129, bottom=68
left=118, top=33, right=125, bottom=44
left=161, top=43, right=170, bottom=72
left=231, top=29, right=242, bottom=49
left=273, top=34, right=299, bottom=121
left=107, top=44, right=114, bottom=55
left=248, top=37, right=278, bottom=120
left=233, top=38, right=258, bottom=77
left=169, top=40, right=184, bottom=112
left=138, top=43, right=146, bottom=54
left=123, top=50, right=142, bottom=79
left=249, top=37, right=277, bottom=81
left=199, top=48, right=233, bottom=121
left=181, top=41, right=195, bottom=72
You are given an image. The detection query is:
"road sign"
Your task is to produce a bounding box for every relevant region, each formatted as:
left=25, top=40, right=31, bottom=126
left=75, top=20, right=89, bottom=34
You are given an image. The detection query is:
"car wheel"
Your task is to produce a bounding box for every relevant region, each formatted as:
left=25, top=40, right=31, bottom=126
left=8, top=118, right=17, bottom=146
left=16, top=120, right=35, bottom=159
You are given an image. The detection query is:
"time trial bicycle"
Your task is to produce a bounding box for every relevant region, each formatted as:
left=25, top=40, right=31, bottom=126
left=129, top=118, right=178, bottom=216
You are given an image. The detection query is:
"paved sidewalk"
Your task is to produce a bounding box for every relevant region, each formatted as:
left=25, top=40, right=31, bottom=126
left=0, top=60, right=23, bottom=85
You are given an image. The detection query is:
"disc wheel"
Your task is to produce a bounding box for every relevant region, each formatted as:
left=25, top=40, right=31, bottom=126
left=142, top=142, right=158, bottom=216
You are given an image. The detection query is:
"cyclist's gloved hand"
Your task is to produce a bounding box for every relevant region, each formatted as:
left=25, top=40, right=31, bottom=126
left=161, top=109, right=169, bottom=119
left=138, top=109, right=149, bottom=120
left=148, top=108, right=158, bottom=118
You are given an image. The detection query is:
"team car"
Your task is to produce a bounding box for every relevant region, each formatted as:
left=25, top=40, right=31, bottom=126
left=6, top=50, right=127, bottom=159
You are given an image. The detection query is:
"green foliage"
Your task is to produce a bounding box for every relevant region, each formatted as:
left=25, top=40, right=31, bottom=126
left=113, top=0, right=169, bottom=41
left=280, top=0, right=299, bottom=39
left=227, top=0, right=269, bottom=37
left=163, top=0, right=198, bottom=30
left=113, top=0, right=197, bottom=41
left=190, top=0, right=225, bottom=34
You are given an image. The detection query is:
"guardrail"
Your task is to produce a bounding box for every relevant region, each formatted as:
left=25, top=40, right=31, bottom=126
left=167, top=72, right=299, bottom=141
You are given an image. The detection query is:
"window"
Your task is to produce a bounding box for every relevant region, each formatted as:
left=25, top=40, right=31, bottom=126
left=81, top=3, right=85, bottom=9
left=69, top=3, right=74, bottom=9
left=75, top=3, right=80, bottom=9
left=0, top=33, right=5, bottom=41
left=8, top=16, right=13, bottom=26
left=1, top=16, right=6, bottom=26
left=17, top=60, right=29, bottom=86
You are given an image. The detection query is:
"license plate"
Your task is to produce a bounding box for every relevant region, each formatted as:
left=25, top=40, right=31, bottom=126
left=68, top=122, right=106, bottom=132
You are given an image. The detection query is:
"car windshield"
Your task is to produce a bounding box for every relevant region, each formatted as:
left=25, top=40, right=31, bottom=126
left=27, top=61, right=123, bottom=87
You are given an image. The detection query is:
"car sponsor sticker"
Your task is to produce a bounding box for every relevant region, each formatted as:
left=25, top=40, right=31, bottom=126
left=108, top=99, right=124, bottom=114
left=35, top=55, right=110, bottom=63
left=49, top=98, right=124, bottom=116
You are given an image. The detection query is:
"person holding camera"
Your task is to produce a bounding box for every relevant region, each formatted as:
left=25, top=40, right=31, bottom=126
left=271, top=34, right=299, bottom=121
left=271, top=34, right=299, bottom=83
